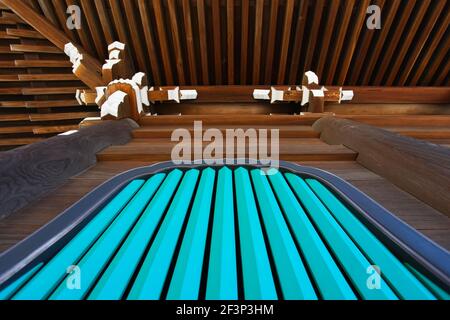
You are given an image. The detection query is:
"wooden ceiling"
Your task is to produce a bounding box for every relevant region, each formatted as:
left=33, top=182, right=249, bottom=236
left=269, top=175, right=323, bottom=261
left=8, top=0, right=450, bottom=87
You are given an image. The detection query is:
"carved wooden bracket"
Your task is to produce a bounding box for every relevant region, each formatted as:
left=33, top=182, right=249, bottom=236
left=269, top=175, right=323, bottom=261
left=253, top=71, right=354, bottom=113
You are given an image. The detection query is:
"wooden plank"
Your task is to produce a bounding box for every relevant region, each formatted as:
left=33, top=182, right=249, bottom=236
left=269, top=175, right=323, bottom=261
left=93, top=0, right=115, bottom=44
left=288, top=0, right=309, bottom=83
left=35, top=0, right=58, bottom=26
left=80, top=0, right=107, bottom=60
left=51, top=0, right=79, bottom=43
left=303, top=0, right=325, bottom=72
left=0, top=137, right=45, bottom=146
left=316, top=0, right=340, bottom=79
left=25, top=99, right=80, bottom=108
left=325, top=0, right=354, bottom=84
left=196, top=0, right=209, bottom=85
left=226, top=0, right=234, bottom=85
left=0, top=30, right=19, bottom=39
left=252, top=0, right=264, bottom=84
left=181, top=0, right=197, bottom=84
left=29, top=111, right=99, bottom=121
left=336, top=0, right=370, bottom=84
left=409, top=8, right=450, bottom=85
left=0, top=125, right=35, bottom=134
left=32, top=124, right=80, bottom=134
left=167, top=0, right=186, bottom=85
left=123, top=0, right=148, bottom=74
left=240, top=0, right=249, bottom=85
left=385, top=0, right=432, bottom=85
left=65, top=0, right=94, bottom=53
left=13, top=59, right=71, bottom=68
left=10, top=44, right=61, bottom=53
left=152, top=0, right=174, bottom=84
left=17, top=73, right=78, bottom=81
left=264, top=0, right=279, bottom=84
left=137, top=0, right=162, bottom=85
left=21, top=86, right=86, bottom=95
left=277, top=0, right=295, bottom=84
left=0, top=113, right=29, bottom=121
left=361, top=0, right=401, bottom=84
left=373, top=0, right=416, bottom=85
left=338, top=115, right=450, bottom=127
left=212, top=0, right=222, bottom=84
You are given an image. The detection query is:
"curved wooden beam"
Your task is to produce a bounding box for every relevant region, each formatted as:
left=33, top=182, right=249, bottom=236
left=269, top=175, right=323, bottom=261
left=0, top=119, right=138, bottom=220
left=313, top=117, right=450, bottom=216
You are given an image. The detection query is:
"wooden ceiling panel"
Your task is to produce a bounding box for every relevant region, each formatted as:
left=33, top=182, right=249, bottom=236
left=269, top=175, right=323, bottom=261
left=2, top=0, right=449, bottom=86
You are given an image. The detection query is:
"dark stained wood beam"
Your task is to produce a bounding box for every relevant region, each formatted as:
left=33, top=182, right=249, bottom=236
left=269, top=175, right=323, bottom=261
left=212, top=0, right=222, bottom=84
left=252, top=0, right=264, bottom=84
left=226, top=0, right=234, bottom=85
left=277, top=0, right=295, bottom=84
left=240, top=0, right=249, bottom=84
left=288, top=0, right=309, bottom=84
left=313, top=117, right=450, bottom=216
left=264, top=0, right=279, bottom=84
left=181, top=0, right=198, bottom=85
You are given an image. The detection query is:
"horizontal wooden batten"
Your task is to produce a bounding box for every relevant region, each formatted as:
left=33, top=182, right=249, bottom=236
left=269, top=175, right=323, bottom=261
left=0, top=74, right=78, bottom=82
left=6, top=28, right=45, bottom=39
left=149, top=86, right=450, bottom=104
left=10, top=44, right=61, bottom=54
left=0, top=100, right=81, bottom=108
left=29, top=112, right=99, bottom=122
left=13, top=60, right=72, bottom=68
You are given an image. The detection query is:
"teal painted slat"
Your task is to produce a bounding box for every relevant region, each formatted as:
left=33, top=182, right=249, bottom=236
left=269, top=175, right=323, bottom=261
left=205, top=167, right=238, bottom=300
left=234, top=168, right=277, bottom=300
left=12, top=180, right=144, bottom=300
left=50, top=174, right=167, bottom=300
left=285, top=173, right=398, bottom=300
left=268, top=172, right=356, bottom=300
left=128, top=169, right=200, bottom=300
left=306, top=179, right=436, bottom=300
left=167, top=168, right=216, bottom=300
left=251, top=169, right=317, bottom=300
left=0, top=263, right=43, bottom=300
left=405, top=263, right=450, bottom=300
left=88, top=172, right=181, bottom=300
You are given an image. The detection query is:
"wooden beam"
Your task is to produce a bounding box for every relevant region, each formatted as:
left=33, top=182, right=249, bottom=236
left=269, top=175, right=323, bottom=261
left=303, top=0, right=325, bottom=72
left=93, top=0, right=115, bottom=45
left=147, top=86, right=450, bottom=104
left=80, top=0, right=107, bottom=60
left=288, top=0, right=309, bottom=84
left=138, top=0, right=162, bottom=85
left=212, top=0, right=222, bottom=84
left=277, top=0, right=295, bottom=84
left=240, top=0, right=249, bottom=84
left=227, top=0, right=234, bottom=85
left=264, top=0, right=279, bottom=84
left=313, top=117, right=450, bottom=216
left=152, top=0, right=174, bottom=84
left=252, top=0, right=264, bottom=84
left=181, top=0, right=197, bottom=84
left=167, top=0, right=186, bottom=85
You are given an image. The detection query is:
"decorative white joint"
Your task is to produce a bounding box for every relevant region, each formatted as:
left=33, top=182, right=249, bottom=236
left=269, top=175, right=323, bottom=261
left=100, top=90, right=127, bottom=118
left=253, top=89, right=271, bottom=100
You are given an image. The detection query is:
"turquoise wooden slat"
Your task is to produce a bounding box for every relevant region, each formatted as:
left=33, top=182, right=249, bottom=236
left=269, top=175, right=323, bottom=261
left=306, top=179, right=436, bottom=300
left=167, top=168, right=216, bottom=300
left=128, top=169, right=200, bottom=300
left=12, top=180, right=144, bottom=300
left=285, top=173, right=398, bottom=300
left=50, top=173, right=167, bottom=300
left=251, top=169, right=317, bottom=300
left=88, top=172, right=181, bottom=300
left=405, top=263, right=450, bottom=300
left=0, top=263, right=43, bottom=300
left=234, top=168, right=277, bottom=300
left=205, top=167, right=238, bottom=300
left=268, top=172, right=356, bottom=300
